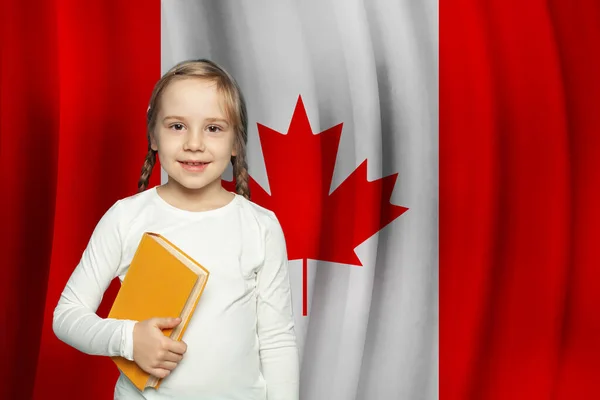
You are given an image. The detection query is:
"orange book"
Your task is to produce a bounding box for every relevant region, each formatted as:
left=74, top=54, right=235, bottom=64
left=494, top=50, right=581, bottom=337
left=107, top=232, right=209, bottom=391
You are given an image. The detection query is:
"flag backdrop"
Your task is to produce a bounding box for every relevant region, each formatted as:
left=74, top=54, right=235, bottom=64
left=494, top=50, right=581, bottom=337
left=2, top=0, right=600, bottom=400
left=162, top=1, right=435, bottom=399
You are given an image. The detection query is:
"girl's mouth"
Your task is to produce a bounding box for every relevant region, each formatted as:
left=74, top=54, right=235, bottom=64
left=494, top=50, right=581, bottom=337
left=179, top=161, right=210, bottom=171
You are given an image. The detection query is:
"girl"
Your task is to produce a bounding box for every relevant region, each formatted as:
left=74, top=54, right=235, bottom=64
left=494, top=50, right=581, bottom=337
left=53, top=59, right=299, bottom=399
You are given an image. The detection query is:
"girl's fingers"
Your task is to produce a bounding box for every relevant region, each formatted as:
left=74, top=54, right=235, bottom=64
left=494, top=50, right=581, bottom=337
left=150, top=368, right=171, bottom=379
left=163, top=351, right=184, bottom=363
left=158, top=360, right=178, bottom=371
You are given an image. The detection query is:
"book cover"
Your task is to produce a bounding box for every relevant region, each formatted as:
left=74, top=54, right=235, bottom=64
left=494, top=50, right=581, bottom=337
left=107, top=232, right=209, bottom=391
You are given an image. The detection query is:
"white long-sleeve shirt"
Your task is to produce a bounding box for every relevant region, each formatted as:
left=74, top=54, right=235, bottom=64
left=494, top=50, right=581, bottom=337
left=53, top=187, right=299, bottom=400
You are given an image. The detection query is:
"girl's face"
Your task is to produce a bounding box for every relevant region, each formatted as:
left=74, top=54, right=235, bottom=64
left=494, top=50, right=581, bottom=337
left=151, top=78, right=237, bottom=193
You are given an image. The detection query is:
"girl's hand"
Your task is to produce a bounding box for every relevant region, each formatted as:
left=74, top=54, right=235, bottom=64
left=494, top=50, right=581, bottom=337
left=132, top=317, right=187, bottom=379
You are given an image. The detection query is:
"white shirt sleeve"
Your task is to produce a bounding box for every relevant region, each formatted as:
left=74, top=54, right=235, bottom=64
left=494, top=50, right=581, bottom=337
left=256, top=213, right=300, bottom=400
left=52, top=200, right=137, bottom=361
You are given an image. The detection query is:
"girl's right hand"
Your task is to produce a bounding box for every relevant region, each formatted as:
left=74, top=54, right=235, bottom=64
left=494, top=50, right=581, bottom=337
left=132, top=317, right=188, bottom=379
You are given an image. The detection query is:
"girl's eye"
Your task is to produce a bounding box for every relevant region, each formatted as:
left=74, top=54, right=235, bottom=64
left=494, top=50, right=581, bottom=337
left=170, top=123, right=185, bottom=131
left=207, top=125, right=222, bottom=133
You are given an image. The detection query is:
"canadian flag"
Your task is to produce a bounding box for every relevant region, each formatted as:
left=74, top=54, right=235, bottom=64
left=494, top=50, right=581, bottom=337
left=3, top=0, right=600, bottom=399
left=163, top=2, right=422, bottom=399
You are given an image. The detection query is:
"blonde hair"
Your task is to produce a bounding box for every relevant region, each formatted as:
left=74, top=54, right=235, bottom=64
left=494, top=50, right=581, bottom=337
left=138, top=59, right=250, bottom=199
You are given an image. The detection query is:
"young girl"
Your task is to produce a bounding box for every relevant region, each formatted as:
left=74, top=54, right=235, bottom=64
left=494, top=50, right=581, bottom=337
left=53, top=59, right=299, bottom=399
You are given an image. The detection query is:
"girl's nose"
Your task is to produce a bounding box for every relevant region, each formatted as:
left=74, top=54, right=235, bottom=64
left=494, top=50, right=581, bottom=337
left=184, top=130, right=205, bottom=151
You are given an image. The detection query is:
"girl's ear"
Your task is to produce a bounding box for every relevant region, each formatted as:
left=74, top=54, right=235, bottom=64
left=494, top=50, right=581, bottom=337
left=231, top=139, right=238, bottom=157
left=150, top=134, right=158, bottom=151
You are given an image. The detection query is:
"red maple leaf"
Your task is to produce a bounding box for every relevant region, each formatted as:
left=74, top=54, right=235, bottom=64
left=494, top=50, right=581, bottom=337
left=223, top=96, right=408, bottom=315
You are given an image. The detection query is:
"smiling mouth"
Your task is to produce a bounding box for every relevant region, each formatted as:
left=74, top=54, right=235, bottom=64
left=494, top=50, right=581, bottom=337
left=178, top=161, right=210, bottom=171
left=179, top=161, right=209, bottom=166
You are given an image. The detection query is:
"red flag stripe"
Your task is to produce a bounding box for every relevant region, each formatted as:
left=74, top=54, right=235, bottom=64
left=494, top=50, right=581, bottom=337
left=441, top=1, right=600, bottom=398
left=1, top=1, right=161, bottom=398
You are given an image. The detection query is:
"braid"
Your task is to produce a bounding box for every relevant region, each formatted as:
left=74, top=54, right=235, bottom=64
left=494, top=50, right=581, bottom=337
left=137, top=146, right=156, bottom=192
left=233, top=152, right=251, bottom=200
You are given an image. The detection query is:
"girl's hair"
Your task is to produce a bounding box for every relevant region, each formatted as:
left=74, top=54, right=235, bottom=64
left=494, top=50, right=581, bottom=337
left=138, top=59, right=250, bottom=200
